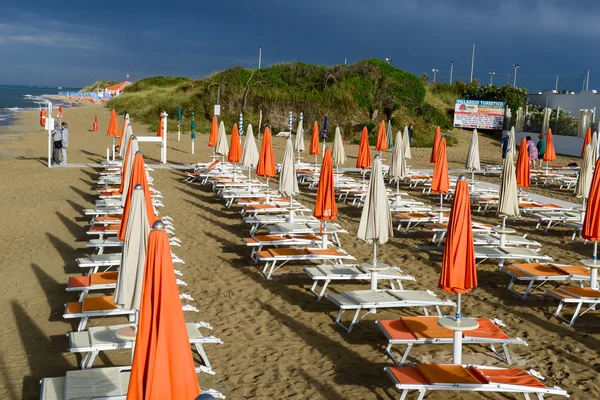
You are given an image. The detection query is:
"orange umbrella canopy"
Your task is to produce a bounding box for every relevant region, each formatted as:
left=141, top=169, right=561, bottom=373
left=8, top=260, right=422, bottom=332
left=208, top=115, right=218, bottom=148
left=127, top=221, right=201, bottom=400
left=582, top=159, right=600, bottom=242
left=314, top=148, right=338, bottom=221
left=375, top=120, right=388, bottom=151
left=582, top=128, right=592, bottom=157
left=156, top=115, right=163, bottom=138
left=119, top=153, right=155, bottom=241
left=107, top=109, right=120, bottom=137
left=438, top=177, right=477, bottom=294
left=228, top=124, right=242, bottom=163
left=256, top=128, right=276, bottom=177
left=516, top=138, right=530, bottom=188
left=431, top=138, right=450, bottom=194
left=544, top=129, right=557, bottom=162
left=309, top=121, right=320, bottom=155
left=356, top=127, right=372, bottom=169
left=430, top=126, right=441, bottom=163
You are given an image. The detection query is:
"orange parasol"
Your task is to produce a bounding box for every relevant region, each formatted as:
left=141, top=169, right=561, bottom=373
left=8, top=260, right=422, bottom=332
left=256, top=127, right=276, bottom=178
left=107, top=109, right=120, bottom=137
left=309, top=121, right=320, bottom=156
left=516, top=138, right=530, bottom=188
left=430, top=126, right=441, bottom=163
left=127, top=221, right=200, bottom=400
left=437, top=176, right=477, bottom=364
left=228, top=124, right=242, bottom=163
left=208, top=115, right=218, bottom=148
left=375, top=120, right=388, bottom=152
left=582, top=159, right=600, bottom=289
left=356, top=127, right=372, bottom=170
left=119, top=152, right=155, bottom=241
left=314, top=148, right=338, bottom=222
left=544, top=129, right=556, bottom=162
left=156, top=115, right=163, bottom=138
left=582, top=127, right=592, bottom=157
left=431, top=138, right=450, bottom=194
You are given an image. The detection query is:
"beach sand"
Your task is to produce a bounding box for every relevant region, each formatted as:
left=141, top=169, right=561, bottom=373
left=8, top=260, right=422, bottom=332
left=0, top=104, right=598, bottom=399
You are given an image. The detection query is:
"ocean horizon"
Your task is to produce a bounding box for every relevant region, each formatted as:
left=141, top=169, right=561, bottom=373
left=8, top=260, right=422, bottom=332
left=0, top=85, right=79, bottom=128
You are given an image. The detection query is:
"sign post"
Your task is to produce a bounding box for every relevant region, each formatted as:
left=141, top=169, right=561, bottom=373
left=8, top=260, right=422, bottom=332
left=177, top=105, right=182, bottom=141
left=453, top=99, right=506, bottom=130
left=191, top=112, right=196, bottom=155
left=47, top=101, right=53, bottom=168
left=161, top=111, right=168, bottom=164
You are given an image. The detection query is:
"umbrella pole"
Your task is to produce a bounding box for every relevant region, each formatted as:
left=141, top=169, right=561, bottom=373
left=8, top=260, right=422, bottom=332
left=452, top=293, right=463, bottom=364
left=591, top=241, right=598, bottom=289
left=581, top=197, right=586, bottom=223
left=111, top=137, right=115, bottom=161
left=500, top=216, right=507, bottom=247
left=289, top=195, right=294, bottom=223
left=322, top=221, right=328, bottom=249
left=233, top=162, right=236, bottom=182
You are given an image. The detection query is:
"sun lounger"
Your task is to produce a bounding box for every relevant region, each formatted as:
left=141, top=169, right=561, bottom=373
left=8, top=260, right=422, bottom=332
left=67, top=322, right=222, bottom=374
left=63, top=295, right=198, bottom=331
left=255, top=247, right=355, bottom=279
left=264, top=222, right=347, bottom=246
left=221, top=190, right=282, bottom=208
left=475, top=246, right=552, bottom=267
left=184, top=159, right=220, bottom=183
left=531, top=211, right=582, bottom=232
left=86, top=236, right=180, bottom=254
left=303, top=264, right=416, bottom=300
left=326, top=289, right=456, bottom=332
left=376, top=316, right=527, bottom=364
left=76, top=253, right=184, bottom=274
left=39, top=366, right=225, bottom=400
left=395, top=212, right=448, bottom=233
left=501, top=263, right=590, bottom=299
left=384, top=364, right=568, bottom=399
left=242, top=234, right=321, bottom=262
left=244, top=214, right=318, bottom=235
left=427, top=222, right=494, bottom=246
left=546, top=286, right=600, bottom=326
left=240, top=203, right=310, bottom=217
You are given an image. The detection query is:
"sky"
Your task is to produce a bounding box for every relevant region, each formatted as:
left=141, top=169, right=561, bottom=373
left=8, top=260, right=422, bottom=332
left=0, top=0, right=597, bottom=92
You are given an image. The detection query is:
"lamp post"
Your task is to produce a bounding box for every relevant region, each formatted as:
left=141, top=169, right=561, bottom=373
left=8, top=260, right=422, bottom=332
left=432, top=69, right=439, bottom=83
left=385, top=57, right=393, bottom=64
left=488, top=71, right=495, bottom=86
left=449, top=61, right=454, bottom=85
left=258, top=45, right=262, bottom=69
left=512, top=64, right=520, bottom=87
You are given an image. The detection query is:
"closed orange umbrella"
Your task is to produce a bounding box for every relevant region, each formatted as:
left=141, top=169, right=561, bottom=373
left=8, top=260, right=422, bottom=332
left=107, top=109, right=120, bottom=137
left=156, top=115, right=163, bottom=138
left=375, top=120, right=388, bottom=153
left=430, top=126, right=441, bottom=163
left=228, top=124, right=242, bottom=163
left=516, top=138, right=530, bottom=188
left=309, top=121, right=320, bottom=156
left=437, top=176, right=478, bottom=364
left=256, top=127, right=276, bottom=178
left=127, top=221, right=200, bottom=400
left=582, top=159, right=600, bottom=289
left=119, top=152, right=156, bottom=241
left=208, top=115, right=218, bottom=148
left=356, top=127, right=372, bottom=169
left=544, top=129, right=556, bottom=162
left=314, top=148, right=338, bottom=223
left=431, top=138, right=450, bottom=194
left=582, top=127, right=592, bottom=157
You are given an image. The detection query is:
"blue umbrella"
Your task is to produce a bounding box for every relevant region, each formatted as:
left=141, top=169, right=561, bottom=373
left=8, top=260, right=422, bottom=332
left=322, top=115, right=328, bottom=139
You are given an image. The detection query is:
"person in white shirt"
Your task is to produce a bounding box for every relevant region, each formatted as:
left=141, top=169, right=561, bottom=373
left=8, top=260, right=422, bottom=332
left=60, top=122, right=69, bottom=165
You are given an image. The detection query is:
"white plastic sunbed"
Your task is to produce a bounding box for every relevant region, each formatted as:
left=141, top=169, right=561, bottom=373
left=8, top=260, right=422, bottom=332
left=303, top=264, right=416, bottom=300
left=546, top=286, right=600, bottom=326
left=255, top=247, right=355, bottom=279
left=68, top=322, right=222, bottom=374
left=241, top=234, right=321, bottom=262
left=475, top=246, right=552, bottom=267
left=76, top=253, right=184, bottom=274
left=384, top=364, right=568, bottom=400
left=244, top=214, right=318, bottom=235
left=39, top=366, right=225, bottom=400
left=376, top=317, right=527, bottom=365
left=500, top=263, right=589, bottom=299
left=326, top=289, right=456, bottom=333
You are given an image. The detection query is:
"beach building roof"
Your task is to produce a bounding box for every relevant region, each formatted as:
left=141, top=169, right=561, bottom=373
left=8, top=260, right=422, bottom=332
left=106, top=81, right=132, bottom=93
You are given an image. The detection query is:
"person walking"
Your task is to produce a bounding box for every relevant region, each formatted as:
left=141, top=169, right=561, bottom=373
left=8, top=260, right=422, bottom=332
left=501, top=131, right=509, bottom=159
left=60, top=122, right=69, bottom=165
left=51, top=123, right=63, bottom=166
left=408, top=123, right=414, bottom=143
left=536, top=133, right=546, bottom=168
left=526, top=136, right=539, bottom=168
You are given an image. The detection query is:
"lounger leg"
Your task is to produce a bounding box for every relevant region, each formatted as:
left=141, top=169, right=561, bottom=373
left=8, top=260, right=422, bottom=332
left=78, top=289, right=89, bottom=303
left=523, top=281, right=535, bottom=299
left=317, top=280, right=330, bottom=301
left=79, top=352, right=90, bottom=369
left=77, top=317, right=89, bottom=332
left=194, top=343, right=215, bottom=375
left=85, top=351, right=99, bottom=369
left=399, top=390, right=410, bottom=400
left=399, top=343, right=413, bottom=364
left=416, top=389, right=426, bottom=400
left=347, top=309, right=362, bottom=333
left=569, top=302, right=583, bottom=326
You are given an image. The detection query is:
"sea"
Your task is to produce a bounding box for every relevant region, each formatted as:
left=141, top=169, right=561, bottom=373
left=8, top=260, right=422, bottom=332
left=0, top=85, right=79, bottom=127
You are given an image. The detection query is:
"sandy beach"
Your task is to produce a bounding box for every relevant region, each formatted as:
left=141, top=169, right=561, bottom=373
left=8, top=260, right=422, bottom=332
left=0, top=103, right=598, bottom=399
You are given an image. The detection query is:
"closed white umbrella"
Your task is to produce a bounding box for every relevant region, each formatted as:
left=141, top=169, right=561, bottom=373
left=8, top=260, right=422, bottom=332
left=332, top=126, right=346, bottom=169
left=389, top=130, right=406, bottom=197
left=294, top=119, right=305, bottom=158
left=465, top=129, right=481, bottom=182
left=508, top=126, right=516, bottom=155
left=278, top=136, right=299, bottom=221
left=357, top=155, right=393, bottom=302
left=497, top=151, right=519, bottom=245
left=120, top=138, right=140, bottom=206
left=576, top=144, right=594, bottom=220
left=114, top=185, right=150, bottom=311
left=403, top=126, right=412, bottom=160
left=215, top=120, right=229, bottom=159
left=241, top=124, right=259, bottom=185
left=591, top=131, right=599, bottom=163
left=119, top=122, right=132, bottom=159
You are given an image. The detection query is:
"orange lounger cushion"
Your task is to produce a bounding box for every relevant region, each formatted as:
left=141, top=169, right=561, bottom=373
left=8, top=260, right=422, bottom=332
left=511, top=264, right=566, bottom=277
left=65, top=296, right=117, bottom=314
left=378, top=320, right=423, bottom=341
left=550, top=265, right=589, bottom=276
left=68, top=276, right=91, bottom=289
left=401, top=316, right=452, bottom=339
left=396, top=212, right=428, bottom=219
left=466, top=319, right=510, bottom=340
left=469, top=366, right=545, bottom=388
left=306, top=249, right=342, bottom=256
left=268, top=248, right=309, bottom=257
left=416, top=364, right=481, bottom=385
left=557, top=287, right=600, bottom=299
left=95, top=215, right=121, bottom=223
left=90, top=272, right=118, bottom=285
left=388, top=367, right=430, bottom=385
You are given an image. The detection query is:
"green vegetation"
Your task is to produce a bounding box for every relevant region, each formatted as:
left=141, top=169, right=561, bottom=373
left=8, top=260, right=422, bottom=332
left=81, top=80, right=118, bottom=92
left=106, top=59, right=460, bottom=147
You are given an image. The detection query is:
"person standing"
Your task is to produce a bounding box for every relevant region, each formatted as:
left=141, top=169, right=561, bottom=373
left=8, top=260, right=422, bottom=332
left=60, top=122, right=69, bottom=165
left=408, top=123, right=414, bottom=143
left=51, top=123, right=63, bottom=166
left=501, top=131, right=509, bottom=159
left=526, top=136, right=539, bottom=168
left=536, top=133, right=546, bottom=168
